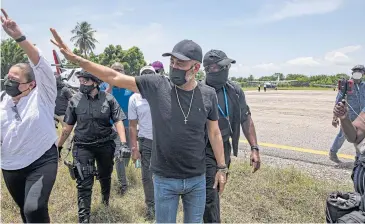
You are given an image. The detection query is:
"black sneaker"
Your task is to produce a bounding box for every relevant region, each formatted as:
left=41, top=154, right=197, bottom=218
left=118, top=186, right=127, bottom=196
left=329, top=152, right=342, bottom=163
left=145, top=206, right=155, bottom=221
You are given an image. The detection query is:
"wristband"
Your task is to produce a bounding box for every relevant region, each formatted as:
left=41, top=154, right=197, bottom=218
left=251, top=145, right=259, bottom=151
left=15, top=35, right=26, bottom=43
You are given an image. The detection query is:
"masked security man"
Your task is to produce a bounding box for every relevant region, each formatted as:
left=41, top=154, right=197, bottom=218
left=202, top=49, right=261, bottom=223
left=57, top=70, right=130, bottom=223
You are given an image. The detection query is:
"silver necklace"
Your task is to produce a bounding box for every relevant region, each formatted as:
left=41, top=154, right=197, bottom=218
left=174, top=84, right=195, bottom=124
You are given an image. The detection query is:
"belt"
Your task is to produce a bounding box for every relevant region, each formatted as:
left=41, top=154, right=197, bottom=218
left=74, top=132, right=117, bottom=146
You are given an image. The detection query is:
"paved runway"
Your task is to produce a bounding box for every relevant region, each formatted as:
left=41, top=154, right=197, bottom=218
left=236, top=89, right=360, bottom=182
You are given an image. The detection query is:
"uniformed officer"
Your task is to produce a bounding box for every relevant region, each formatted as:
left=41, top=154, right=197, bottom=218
left=56, top=70, right=130, bottom=223
left=202, top=49, right=261, bottom=223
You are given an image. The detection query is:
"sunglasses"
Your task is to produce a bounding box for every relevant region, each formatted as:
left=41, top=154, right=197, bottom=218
left=204, top=64, right=231, bottom=73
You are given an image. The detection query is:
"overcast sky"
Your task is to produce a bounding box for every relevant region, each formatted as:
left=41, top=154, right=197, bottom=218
left=2, top=0, right=364, bottom=78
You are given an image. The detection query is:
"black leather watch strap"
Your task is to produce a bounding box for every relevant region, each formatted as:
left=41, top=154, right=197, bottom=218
left=217, top=164, right=227, bottom=169
left=15, top=35, right=26, bottom=43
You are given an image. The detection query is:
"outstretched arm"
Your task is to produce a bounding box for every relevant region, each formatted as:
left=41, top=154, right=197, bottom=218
left=49, top=28, right=139, bottom=93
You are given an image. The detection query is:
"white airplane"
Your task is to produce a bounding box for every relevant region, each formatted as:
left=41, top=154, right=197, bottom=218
left=248, top=75, right=297, bottom=89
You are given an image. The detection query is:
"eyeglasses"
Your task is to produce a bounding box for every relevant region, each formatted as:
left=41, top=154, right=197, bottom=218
left=11, top=105, right=22, bottom=122
left=204, top=64, right=231, bottom=73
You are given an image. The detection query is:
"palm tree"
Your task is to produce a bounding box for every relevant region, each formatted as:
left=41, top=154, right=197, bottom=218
left=70, top=22, right=98, bottom=58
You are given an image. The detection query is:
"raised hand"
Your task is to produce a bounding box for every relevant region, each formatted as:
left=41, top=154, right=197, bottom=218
left=50, top=28, right=78, bottom=63
left=1, top=8, right=23, bottom=39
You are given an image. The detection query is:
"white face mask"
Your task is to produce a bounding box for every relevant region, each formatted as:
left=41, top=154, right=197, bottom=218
left=352, top=71, right=363, bottom=80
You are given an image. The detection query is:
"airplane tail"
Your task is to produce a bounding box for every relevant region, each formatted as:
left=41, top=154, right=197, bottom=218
left=52, top=49, right=63, bottom=74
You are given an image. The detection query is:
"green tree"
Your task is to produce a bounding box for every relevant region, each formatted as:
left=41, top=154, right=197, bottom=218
left=120, top=46, right=146, bottom=76
left=70, top=21, right=98, bottom=58
left=1, top=38, right=28, bottom=79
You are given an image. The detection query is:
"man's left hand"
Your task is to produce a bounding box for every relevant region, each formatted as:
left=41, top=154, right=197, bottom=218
left=250, top=150, right=261, bottom=173
left=213, top=169, right=227, bottom=195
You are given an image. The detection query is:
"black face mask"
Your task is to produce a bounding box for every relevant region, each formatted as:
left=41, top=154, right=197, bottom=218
left=80, top=84, right=96, bottom=94
left=206, top=70, right=229, bottom=90
left=169, top=67, right=189, bottom=86
left=4, top=79, right=27, bottom=97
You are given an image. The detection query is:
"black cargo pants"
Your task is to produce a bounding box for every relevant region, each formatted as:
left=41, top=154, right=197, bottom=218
left=204, top=140, right=232, bottom=223
left=73, top=140, right=115, bottom=223
left=138, top=137, right=154, bottom=210
left=2, top=145, right=58, bottom=223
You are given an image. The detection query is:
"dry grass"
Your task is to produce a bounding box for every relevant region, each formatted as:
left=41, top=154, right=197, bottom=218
left=1, top=155, right=352, bottom=223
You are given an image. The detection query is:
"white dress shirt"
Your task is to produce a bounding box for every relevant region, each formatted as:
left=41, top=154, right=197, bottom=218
left=1, top=51, right=58, bottom=170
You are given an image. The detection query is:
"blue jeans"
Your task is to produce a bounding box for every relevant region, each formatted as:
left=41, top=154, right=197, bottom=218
left=330, top=129, right=346, bottom=154
left=153, top=173, right=206, bottom=223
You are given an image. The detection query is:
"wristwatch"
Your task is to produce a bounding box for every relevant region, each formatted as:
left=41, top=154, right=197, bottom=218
left=217, top=164, right=229, bottom=174
left=15, top=35, right=26, bottom=43
left=251, top=145, right=259, bottom=151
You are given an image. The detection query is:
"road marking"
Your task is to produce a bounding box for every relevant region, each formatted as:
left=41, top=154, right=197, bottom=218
left=239, top=139, right=355, bottom=160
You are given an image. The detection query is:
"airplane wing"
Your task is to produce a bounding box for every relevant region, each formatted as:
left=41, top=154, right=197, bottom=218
left=60, top=68, right=82, bottom=89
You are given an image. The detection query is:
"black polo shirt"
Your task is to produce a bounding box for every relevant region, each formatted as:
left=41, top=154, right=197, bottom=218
left=64, top=90, right=126, bottom=144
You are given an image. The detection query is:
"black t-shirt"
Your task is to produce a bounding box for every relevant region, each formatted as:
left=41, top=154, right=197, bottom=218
left=55, top=86, right=73, bottom=116
left=135, top=75, right=219, bottom=179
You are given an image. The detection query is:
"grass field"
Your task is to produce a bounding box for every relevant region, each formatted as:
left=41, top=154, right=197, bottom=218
left=1, top=156, right=352, bottom=223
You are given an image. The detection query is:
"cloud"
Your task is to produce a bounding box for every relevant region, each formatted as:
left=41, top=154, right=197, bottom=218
left=267, top=0, right=343, bottom=22
left=252, top=63, right=280, bottom=71
left=324, top=45, right=362, bottom=65
left=228, top=0, right=344, bottom=26
left=229, top=45, right=363, bottom=77
left=286, top=57, right=320, bottom=66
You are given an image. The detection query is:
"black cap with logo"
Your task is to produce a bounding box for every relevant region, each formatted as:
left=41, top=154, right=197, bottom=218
left=162, top=39, right=203, bottom=63
left=203, top=49, right=236, bottom=67
left=76, top=69, right=102, bottom=84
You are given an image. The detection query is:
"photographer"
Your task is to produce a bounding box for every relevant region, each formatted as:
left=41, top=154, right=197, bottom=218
left=330, top=65, right=365, bottom=163
left=57, top=70, right=129, bottom=223
left=0, top=9, right=58, bottom=223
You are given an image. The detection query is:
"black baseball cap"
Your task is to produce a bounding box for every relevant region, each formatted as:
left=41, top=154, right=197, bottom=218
left=162, top=39, right=203, bottom=63
left=203, top=49, right=236, bottom=67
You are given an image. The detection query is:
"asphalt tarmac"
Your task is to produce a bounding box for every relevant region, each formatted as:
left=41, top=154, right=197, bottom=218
left=236, top=89, right=359, bottom=183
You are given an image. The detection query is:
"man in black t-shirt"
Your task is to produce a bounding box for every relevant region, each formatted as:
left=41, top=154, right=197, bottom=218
left=203, top=49, right=261, bottom=223
left=50, top=29, right=227, bottom=223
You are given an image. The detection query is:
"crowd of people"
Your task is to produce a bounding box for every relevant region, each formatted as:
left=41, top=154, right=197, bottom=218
left=1, top=8, right=365, bottom=224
